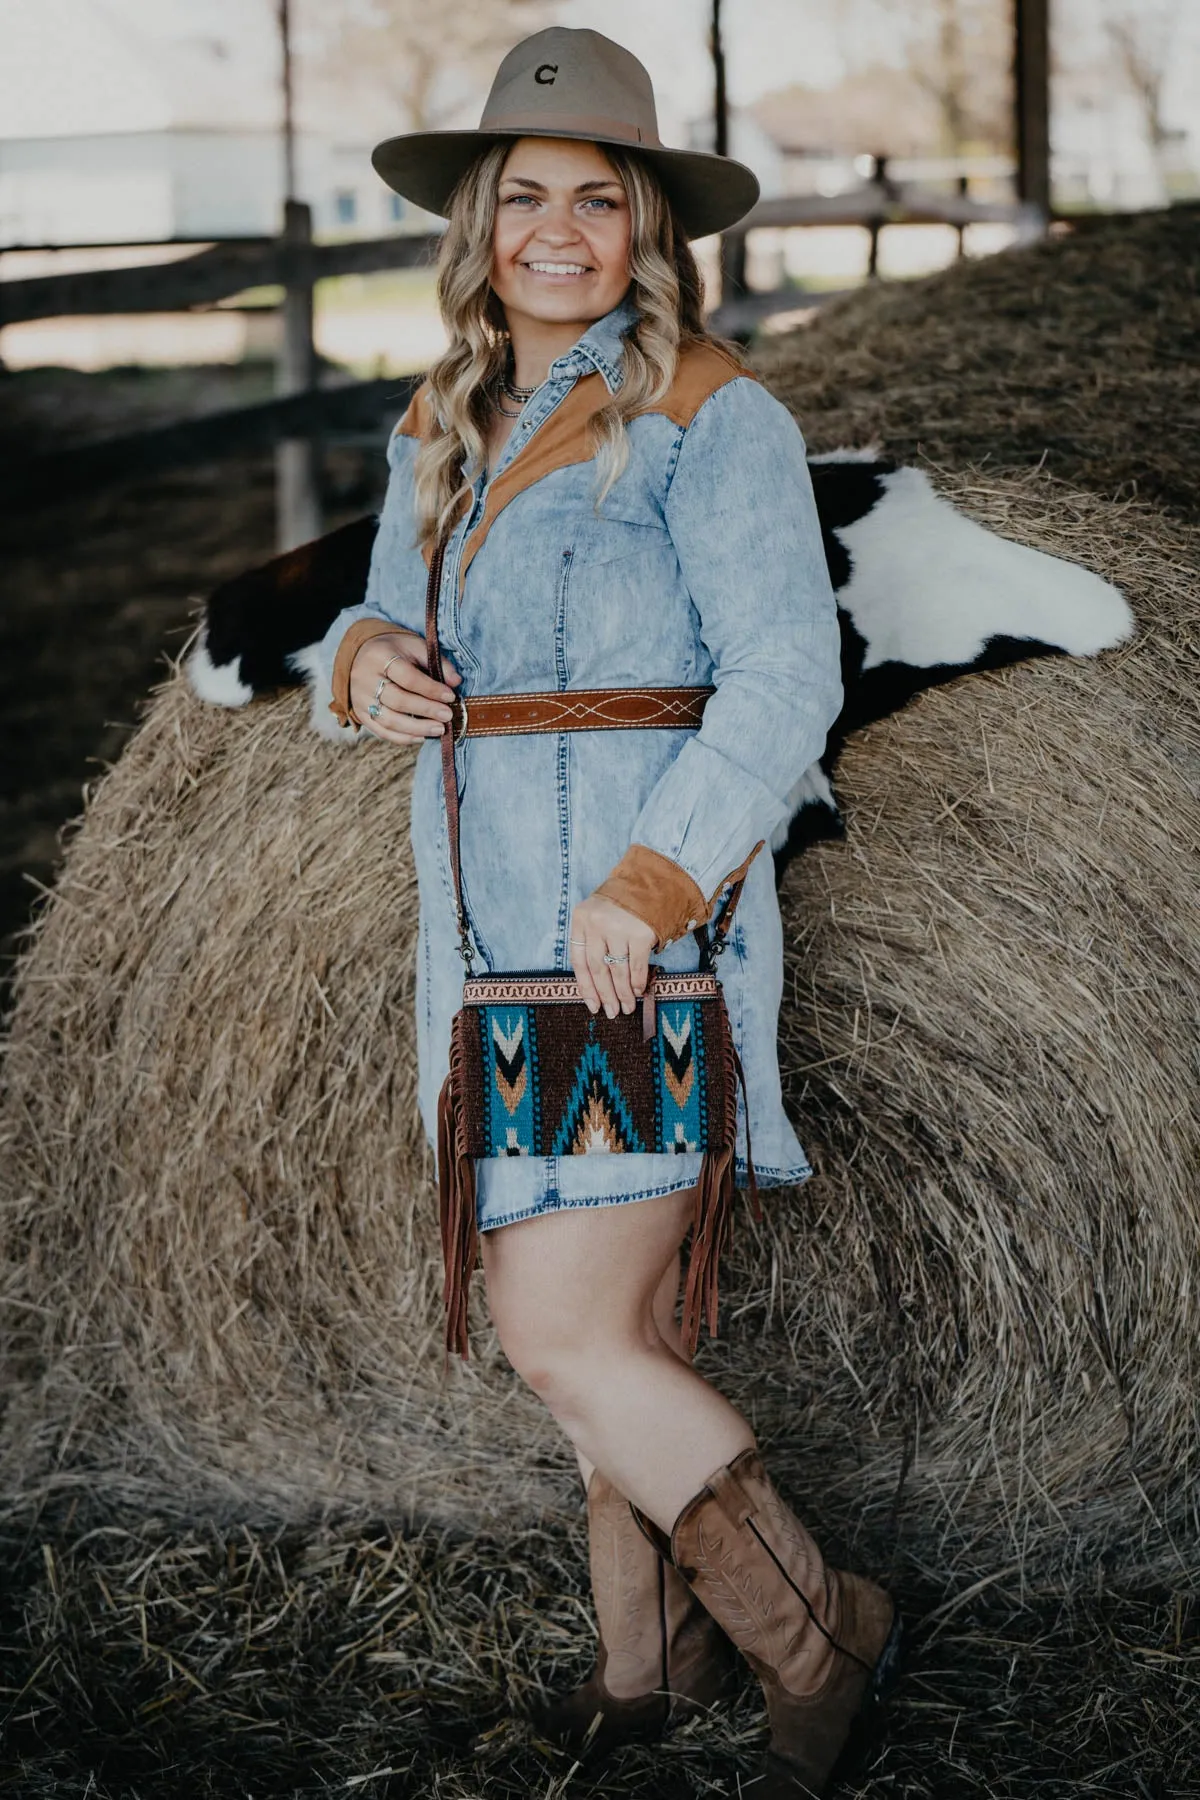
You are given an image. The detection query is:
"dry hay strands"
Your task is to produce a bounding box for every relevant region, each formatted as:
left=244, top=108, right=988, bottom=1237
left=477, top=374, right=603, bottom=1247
left=733, top=468, right=1200, bottom=1587
left=1, top=497, right=1198, bottom=1588
left=0, top=1510, right=1195, bottom=1799
left=751, top=202, right=1200, bottom=522
left=0, top=673, right=566, bottom=1536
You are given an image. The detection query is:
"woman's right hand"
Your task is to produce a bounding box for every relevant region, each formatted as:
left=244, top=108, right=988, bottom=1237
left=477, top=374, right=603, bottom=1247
left=350, top=629, right=462, bottom=746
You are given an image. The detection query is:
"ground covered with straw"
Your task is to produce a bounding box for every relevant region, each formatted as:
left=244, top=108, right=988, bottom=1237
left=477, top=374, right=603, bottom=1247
left=2, top=207, right=1199, bottom=1793
left=1, top=1512, right=1195, bottom=1798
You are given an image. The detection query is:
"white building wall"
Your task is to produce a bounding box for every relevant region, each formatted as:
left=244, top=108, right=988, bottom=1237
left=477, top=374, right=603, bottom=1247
left=167, top=132, right=285, bottom=237
left=0, top=132, right=283, bottom=243
left=1, top=137, right=176, bottom=244
left=0, top=129, right=432, bottom=246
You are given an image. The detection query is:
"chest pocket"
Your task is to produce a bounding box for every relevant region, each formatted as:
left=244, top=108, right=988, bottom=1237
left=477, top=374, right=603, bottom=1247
left=567, top=494, right=677, bottom=574
left=563, top=502, right=689, bottom=675
left=574, top=513, right=671, bottom=567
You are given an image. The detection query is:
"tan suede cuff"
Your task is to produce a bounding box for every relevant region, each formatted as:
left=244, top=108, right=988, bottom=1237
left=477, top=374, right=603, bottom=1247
left=593, top=845, right=711, bottom=953
left=594, top=838, right=768, bottom=952
left=328, top=619, right=408, bottom=727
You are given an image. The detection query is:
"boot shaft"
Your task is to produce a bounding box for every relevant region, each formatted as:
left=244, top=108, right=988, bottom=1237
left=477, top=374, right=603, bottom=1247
left=635, top=1447, right=899, bottom=1796
left=586, top=1467, right=736, bottom=1702
left=668, top=1450, right=850, bottom=1691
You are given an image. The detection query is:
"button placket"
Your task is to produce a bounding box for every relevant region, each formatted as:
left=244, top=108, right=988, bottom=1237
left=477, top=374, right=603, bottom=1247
left=487, top=376, right=570, bottom=486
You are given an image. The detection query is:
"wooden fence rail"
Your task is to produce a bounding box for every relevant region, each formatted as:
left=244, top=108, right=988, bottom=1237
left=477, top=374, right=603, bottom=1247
left=0, top=233, right=441, bottom=327
left=1, top=177, right=1031, bottom=329
left=0, top=177, right=1041, bottom=528
left=1, top=375, right=419, bottom=508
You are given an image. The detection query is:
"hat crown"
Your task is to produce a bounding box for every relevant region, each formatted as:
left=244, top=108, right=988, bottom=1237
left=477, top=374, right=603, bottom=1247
left=369, top=26, right=759, bottom=241
left=480, top=27, right=662, bottom=148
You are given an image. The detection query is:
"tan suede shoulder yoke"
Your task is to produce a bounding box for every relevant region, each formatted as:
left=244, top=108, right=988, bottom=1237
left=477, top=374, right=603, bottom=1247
left=395, top=380, right=435, bottom=442
left=392, top=337, right=757, bottom=584
left=395, top=338, right=754, bottom=444
left=649, top=337, right=758, bottom=427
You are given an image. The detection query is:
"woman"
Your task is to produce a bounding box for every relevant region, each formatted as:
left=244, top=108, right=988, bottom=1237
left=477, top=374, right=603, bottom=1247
left=311, top=28, right=899, bottom=1798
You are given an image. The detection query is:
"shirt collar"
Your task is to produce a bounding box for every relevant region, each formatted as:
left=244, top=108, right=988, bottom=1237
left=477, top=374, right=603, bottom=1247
left=545, top=291, right=639, bottom=395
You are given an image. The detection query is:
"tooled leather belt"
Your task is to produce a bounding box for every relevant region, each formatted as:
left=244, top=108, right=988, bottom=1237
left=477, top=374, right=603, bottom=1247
left=447, top=684, right=714, bottom=740
left=422, top=527, right=714, bottom=740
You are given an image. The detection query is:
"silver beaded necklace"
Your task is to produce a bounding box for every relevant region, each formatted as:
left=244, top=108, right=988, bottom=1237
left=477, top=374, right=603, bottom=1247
left=490, top=354, right=538, bottom=419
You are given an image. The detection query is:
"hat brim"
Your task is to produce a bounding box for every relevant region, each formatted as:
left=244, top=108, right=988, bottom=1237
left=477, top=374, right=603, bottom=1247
left=371, top=128, right=760, bottom=240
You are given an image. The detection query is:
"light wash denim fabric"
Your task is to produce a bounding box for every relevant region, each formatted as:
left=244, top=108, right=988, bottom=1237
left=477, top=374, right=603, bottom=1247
left=309, top=292, right=844, bottom=1230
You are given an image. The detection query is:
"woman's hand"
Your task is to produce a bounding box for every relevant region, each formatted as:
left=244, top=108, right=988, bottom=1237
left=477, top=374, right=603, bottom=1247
left=570, top=894, right=656, bottom=1018
left=350, top=629, right=462, bottom=745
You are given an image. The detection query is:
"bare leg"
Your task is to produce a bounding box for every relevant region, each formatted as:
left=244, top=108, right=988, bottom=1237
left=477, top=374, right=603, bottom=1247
left=481, top=1187, right=755, bottom=1536
left=574, top=1243, right=687, bottom=1493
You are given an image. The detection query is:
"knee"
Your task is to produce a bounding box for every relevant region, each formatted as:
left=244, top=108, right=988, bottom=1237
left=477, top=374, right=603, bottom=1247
left=489, top=1299, right=657, bottom=1420
left=504, top=1336, right=591, bottom=1420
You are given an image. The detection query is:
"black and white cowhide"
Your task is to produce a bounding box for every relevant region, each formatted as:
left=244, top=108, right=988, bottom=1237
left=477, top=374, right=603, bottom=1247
left=187, top=454, right=1133, bottom=880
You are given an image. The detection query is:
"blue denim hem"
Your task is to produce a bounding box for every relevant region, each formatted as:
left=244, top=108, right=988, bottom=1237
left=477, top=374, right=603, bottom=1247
left=739, top=1161, right=813, bottom=1187
left=476, top=1159, right=812, bottom=1232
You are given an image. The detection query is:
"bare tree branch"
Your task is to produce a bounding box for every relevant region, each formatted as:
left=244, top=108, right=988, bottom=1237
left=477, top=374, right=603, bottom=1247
left=830, top=0, right=1011, bottom=154
left=302, top=0, right=557, bottom=134
left=1102, top=0, right=1182, bottom=154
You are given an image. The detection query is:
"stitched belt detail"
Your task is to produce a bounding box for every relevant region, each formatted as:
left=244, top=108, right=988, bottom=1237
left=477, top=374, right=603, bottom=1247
left=451, top=685, right=715, bottom=739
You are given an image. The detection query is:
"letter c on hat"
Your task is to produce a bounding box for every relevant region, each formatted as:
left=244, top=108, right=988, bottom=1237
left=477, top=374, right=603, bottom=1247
left=534, top=62, right=558, bottom=84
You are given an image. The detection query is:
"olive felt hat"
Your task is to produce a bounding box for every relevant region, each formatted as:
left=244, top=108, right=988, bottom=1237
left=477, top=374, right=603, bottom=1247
left=371, top=27, right=760, bottom=241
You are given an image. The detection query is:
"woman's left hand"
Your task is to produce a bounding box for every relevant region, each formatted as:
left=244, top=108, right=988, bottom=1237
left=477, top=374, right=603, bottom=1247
left=570, top=895, right=656, bottom=1019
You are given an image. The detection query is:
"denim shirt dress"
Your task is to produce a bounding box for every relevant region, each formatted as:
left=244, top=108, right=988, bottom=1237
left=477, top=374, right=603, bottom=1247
left=309, top=293, right=845, bottom=1232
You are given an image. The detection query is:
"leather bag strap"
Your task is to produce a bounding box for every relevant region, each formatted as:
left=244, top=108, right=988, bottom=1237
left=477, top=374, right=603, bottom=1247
left=422, top=533, right=748, bottom=972
left=423, top=533, right=475, bottom=968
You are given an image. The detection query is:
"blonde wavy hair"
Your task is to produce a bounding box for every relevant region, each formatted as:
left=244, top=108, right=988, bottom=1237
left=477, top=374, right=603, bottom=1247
left=410, top=139, right=743, bottom=548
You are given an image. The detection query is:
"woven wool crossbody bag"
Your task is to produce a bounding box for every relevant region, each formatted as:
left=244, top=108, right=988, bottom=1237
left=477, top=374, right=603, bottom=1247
left=420, top=534, right=761, bottom=1361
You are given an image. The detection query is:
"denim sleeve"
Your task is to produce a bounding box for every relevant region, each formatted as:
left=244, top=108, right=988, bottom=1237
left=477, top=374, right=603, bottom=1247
left=297, top=428, right=428, bottom=738
left=624, top=376, right=844, bottom=900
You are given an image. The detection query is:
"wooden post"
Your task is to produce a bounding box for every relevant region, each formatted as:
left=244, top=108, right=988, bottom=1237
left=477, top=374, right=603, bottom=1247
left=1014, top=0, right=1051, bottom=234
left=866, top=155, right=888, bottom=279
left=711, top=0, right=746, bottom=304
left=276, top=0, right=320, bottom=551
left=277, top=200, right=320, bottom=550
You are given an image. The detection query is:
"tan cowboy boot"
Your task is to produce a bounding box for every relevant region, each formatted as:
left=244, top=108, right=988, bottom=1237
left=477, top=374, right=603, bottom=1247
left=633, top=1448, right=901, bottom=1797
left=535, top=1466, right=740, bottom=1762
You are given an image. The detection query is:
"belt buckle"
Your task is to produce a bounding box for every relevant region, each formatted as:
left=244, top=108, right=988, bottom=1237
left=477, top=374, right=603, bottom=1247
left=451, top=695, right=469, bottom=741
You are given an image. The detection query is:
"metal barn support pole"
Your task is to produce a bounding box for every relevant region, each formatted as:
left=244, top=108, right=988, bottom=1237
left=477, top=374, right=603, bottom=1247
left=1014, top=0, right=1051, bottom=239
left=276, top=0, right=320, bottom=551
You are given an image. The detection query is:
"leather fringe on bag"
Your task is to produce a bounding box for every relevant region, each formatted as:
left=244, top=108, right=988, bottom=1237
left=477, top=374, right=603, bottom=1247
left=437, top=1018, right=479, bottom=1367
left=436, top=1020, right=761, bottom=1367
left=424, top=528, right=763, bottom=1369
left=681, top=1037, right=761, bottom=1359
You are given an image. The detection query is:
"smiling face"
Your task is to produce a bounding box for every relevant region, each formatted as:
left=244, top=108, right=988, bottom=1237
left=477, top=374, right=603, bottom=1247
left=489, top=136, right=633, bottom=335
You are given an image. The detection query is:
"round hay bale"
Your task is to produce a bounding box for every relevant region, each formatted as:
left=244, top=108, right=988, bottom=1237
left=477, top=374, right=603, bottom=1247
left=3, top=215, right=1198, bottom=1590
left=752, top=203, right=1200, bottom=520
left=3, top=467, right=1195, bottom=1585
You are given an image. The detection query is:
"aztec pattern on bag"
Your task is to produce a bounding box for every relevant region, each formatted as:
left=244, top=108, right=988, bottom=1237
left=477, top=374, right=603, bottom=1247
left=457, top=973, right=729, bottom=1158
left=438, top=967, right=756, bottom=1361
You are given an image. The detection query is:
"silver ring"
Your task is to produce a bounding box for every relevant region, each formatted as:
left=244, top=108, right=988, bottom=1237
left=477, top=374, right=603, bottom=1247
left=569, top=937, right=587, bottom=946
left=381, top=654, right=404, bottom=682
left=367, top=701, right=381, bottom=718
left=602, top=952, right=630, bottom=964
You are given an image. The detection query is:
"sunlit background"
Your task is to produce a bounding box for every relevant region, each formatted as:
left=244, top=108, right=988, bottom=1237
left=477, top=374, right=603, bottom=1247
left=2, top=0, right=1197, bottom=375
